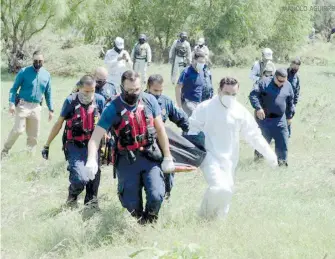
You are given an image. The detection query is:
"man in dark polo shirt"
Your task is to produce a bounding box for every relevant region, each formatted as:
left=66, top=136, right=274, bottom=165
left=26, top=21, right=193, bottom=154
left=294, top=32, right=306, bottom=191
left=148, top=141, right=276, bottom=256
left=249, top=68, right=294, bottom=166
left=175, top=50, right=213, bottom=117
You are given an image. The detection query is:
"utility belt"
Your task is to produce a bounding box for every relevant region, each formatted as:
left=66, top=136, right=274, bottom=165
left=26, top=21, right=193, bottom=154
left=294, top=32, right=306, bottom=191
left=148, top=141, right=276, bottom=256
left=266, top=113, right=283, bottom=119
left=66, top=139, right=89, bottom=148
left=116, top=141, right=163, bottom=165
left=15, top=95, right=43, bottom=106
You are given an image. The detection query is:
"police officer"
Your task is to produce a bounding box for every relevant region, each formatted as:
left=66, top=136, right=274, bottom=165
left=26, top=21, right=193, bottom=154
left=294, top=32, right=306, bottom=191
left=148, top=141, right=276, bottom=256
left=94, top=67, right=118, bottom=102
left=287, top=58, right=301, bottom=137
left=85, top=70, right=175, bottom=224
left=1, top=50, right=54, bottom=158
left=42, top=75, right=105, bottom=209
left=131, top=34, right=152, bottom=85
left=249, top=68, right=294, bottom=166
left=193, top=38, right=210, bottom=65
left=175, top=50, right=213, bottom=117
left=146, top=74, right=189, bottom=199
left=249, top=48, right=276, bottom=84
left=169, top=32, right=192, bottom=85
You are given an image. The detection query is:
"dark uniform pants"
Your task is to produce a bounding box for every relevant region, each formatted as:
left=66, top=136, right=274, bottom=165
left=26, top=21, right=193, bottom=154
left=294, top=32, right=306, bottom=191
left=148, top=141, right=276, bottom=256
left=116, top=153, right=165, bottom=218
left=67, top=143, right=101, bottom=204
left=255, top=116, right=289, bottom=162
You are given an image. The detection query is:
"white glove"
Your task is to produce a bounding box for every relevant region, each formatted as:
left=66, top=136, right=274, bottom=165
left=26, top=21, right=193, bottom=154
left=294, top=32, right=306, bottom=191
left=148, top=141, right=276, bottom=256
left=161, top=156, right=175, bottom=173
left=85, top=159, right=98, bottom=181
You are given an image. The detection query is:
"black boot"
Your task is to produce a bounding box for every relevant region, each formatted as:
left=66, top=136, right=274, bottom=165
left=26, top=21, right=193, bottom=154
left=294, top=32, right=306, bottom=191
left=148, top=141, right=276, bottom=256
left=254, top=150, right=263, bottom=162
left=65, top=194, right=78, bottom=209
left=278, top=160, right=288, bottom=167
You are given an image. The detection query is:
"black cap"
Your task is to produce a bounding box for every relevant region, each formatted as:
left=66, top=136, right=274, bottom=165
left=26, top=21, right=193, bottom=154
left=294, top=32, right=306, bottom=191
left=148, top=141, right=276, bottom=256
left=275, top=68, right=288, bottom=78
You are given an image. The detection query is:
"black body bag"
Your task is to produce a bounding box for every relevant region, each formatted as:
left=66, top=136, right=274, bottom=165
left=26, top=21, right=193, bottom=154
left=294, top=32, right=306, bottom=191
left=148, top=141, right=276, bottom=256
left=165, top=127, right=206, bottom=167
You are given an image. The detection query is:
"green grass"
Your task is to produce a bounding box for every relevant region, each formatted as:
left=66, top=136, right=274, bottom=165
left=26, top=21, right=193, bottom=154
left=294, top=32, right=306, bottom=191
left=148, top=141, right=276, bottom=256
left=1, top=56, right=335, bottom=258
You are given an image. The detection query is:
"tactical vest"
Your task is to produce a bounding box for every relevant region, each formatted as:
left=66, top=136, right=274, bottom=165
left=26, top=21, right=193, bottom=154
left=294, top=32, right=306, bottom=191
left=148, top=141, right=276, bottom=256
left=64, top=93, right=99, bottom=144
left=134, top=43, right=148, bottom=59
left=113, top=97, right=155, bottom=151
left=175, top=41, right=188, bottom=57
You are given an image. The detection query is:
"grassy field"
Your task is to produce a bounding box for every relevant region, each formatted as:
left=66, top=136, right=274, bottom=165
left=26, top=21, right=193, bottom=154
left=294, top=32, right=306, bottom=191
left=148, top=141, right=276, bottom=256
left=1, top=53, right=335, bottom=258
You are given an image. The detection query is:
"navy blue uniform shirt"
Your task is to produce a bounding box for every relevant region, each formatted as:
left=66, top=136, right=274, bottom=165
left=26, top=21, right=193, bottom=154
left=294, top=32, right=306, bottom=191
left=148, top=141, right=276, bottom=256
left=287, top=69, right=300, bottom=105
left=95, top=82, right=118, bottom=101
left=178, top=65, right=213, bottom=103
left=249, top=77, right=295, bottom=119
left=151, top=93, right=189, bottom=132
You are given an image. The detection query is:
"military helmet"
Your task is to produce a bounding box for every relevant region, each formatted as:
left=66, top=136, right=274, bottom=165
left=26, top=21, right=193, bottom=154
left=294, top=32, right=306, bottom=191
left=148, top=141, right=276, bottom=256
left=262, top=48, right=273, bottom=60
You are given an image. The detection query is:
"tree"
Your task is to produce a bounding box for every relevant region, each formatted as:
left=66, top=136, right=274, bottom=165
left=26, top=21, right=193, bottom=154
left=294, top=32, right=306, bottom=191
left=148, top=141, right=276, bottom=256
left=1, top=0, right=85, bottom=73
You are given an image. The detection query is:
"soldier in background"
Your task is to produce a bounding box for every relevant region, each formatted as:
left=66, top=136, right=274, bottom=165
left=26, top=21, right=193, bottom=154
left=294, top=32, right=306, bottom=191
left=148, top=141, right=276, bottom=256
left=169, top=32, right=192, bottom=85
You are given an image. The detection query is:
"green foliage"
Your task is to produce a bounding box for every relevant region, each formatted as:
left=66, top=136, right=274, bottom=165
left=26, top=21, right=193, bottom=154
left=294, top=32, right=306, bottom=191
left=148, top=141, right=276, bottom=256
left=0, top=0, right=86, bottom=72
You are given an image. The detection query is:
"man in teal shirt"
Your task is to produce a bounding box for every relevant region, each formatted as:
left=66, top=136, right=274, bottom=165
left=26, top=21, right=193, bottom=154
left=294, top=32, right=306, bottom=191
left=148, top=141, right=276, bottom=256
left=2, top=50, right=54, bottom=158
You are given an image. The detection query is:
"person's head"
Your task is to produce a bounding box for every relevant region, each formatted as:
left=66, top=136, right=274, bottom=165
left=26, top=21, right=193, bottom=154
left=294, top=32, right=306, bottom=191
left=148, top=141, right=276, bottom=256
left=147, top=74, right=164, bottom=99
left=218, top=77, right=239, bottom=108
left=179, top=31, right=188, bottom=42
left=192, top=50, right=206, bottom=72
left=121, top=70, right=141, bottom=105
left=262, top=48, right=273, bottom=62
left=263, top=64, right=274, bottom=77
left=197, top=37, right=205, bottom=47
left=138, top=34, right=147, bottom=44
left=289, top=57, right=301, bottom=74
left=32, top=50, right=44, bottom=71
left=114, top=37, right=124, bottom=53
left=94, top=67, right=108, bottom=88
left=77, top=75, right=96, bottom=104
left=274, top=68, right=288, bottom=87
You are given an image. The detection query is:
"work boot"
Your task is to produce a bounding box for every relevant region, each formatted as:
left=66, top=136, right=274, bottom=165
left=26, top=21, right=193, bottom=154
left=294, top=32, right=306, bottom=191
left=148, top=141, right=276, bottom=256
left=254, top=150, right=263, bottom=162
left=1, top=149, right=9, bottom=160
left=142, top=212, right=158, bottom=224
left=65, top=195, right=79, bottom=209
left=164, top=192, right=171, bottom=200
left=278, top=160, right=288, bottom=167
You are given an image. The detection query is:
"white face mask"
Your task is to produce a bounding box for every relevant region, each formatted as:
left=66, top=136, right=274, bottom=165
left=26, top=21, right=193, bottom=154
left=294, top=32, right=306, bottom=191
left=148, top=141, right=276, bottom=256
left=78, top=91, right=94, bottom=105
left=196, top=62, right=205, bottom=71
left=220, top=95, right=236, bottom=108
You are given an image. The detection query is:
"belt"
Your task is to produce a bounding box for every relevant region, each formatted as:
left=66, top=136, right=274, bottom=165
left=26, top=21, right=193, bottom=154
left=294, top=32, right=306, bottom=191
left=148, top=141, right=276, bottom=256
left=67, top=140, right=89, bottom=148
left=267, top=113, right=283, bottom=118
left=135, top=57, right=147, bottom=60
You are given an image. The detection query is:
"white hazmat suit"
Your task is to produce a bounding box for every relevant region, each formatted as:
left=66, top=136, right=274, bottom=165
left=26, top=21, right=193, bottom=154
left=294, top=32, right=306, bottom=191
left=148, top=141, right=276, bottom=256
left=188, top=95, right=278, bottom=219
left=104, top=48, right=133, bottom=93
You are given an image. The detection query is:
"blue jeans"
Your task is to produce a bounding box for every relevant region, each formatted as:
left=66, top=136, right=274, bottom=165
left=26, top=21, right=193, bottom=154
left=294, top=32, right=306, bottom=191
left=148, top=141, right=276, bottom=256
left=116, top=153, right=165, bottom=218
left=256, top=116, right=289, bottom=162
left=67, top=143, right=101, bottom=204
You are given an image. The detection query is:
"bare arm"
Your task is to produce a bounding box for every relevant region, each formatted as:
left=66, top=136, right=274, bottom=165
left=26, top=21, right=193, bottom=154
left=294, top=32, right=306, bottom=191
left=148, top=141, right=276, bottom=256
left=45, top=117, right=65, bottom=146
left=154, top=115, right=171, bottom=157
left=87, top=125, right=106, bottom=161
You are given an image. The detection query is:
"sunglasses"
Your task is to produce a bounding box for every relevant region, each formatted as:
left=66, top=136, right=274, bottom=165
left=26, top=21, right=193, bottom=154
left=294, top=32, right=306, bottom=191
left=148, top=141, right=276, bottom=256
left=34, top=60, right=43, bottom=63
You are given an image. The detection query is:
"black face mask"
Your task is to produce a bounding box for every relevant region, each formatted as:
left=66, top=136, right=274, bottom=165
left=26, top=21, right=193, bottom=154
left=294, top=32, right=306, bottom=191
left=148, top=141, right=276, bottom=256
left=114, top=46, right=122, bottom=54
left=123, top=92, right=140, bottom=105
left=139, top=39, right=145, bottom=44
left=199, top=44, right=204, bottom=48
left=290, top=68, right=298, bottom=74
left=33, top=61, right=43, bottom=70
left=96, top=80, right=106, bottom=88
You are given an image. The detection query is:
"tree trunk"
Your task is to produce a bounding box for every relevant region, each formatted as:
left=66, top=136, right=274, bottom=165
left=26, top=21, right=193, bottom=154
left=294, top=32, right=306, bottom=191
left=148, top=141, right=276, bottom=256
left=7, top=43, right=24, bottom=74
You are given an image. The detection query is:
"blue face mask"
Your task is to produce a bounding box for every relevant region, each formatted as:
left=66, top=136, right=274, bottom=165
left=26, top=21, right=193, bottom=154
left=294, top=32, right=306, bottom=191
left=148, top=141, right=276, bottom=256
left=196, top=62, right=205, bottom=71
